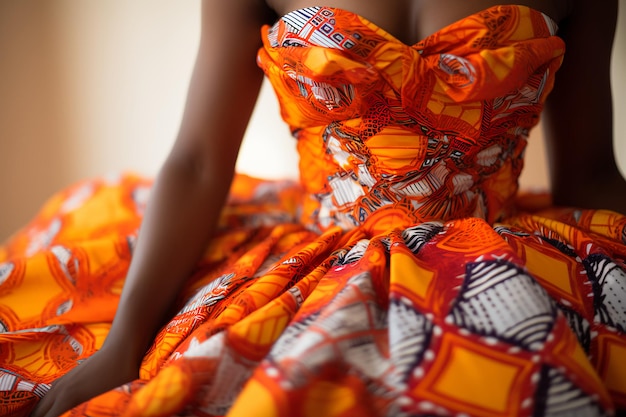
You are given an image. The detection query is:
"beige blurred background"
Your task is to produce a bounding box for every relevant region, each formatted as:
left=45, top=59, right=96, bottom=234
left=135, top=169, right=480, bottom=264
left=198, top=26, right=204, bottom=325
left=1, top=1, right=625, bottom=241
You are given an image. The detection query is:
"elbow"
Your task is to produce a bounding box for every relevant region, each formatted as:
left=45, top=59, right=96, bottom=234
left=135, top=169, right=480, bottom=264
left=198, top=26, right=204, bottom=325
left=158, top=146, right=237, bottom=192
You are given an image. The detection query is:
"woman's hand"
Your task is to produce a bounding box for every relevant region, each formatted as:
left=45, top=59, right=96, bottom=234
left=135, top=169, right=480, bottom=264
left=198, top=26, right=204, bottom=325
left=30, top=345, right=139, bottom=417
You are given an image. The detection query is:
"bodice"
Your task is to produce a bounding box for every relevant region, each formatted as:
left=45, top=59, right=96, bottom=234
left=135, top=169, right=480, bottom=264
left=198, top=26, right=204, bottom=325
left=257, top=5, right=565, bottom=232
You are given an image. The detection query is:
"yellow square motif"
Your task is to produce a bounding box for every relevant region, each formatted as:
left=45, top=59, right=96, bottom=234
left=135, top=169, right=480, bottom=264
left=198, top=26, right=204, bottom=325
left=415, top=333, right=534, bottom=416
left=523, top=245, right=579, bottom=302
left=599, top=334, right=626, bottom=397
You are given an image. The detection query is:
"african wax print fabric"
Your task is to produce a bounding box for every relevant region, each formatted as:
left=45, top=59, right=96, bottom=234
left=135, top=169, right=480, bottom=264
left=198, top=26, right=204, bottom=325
left=1, top=5, right=626, bottom=417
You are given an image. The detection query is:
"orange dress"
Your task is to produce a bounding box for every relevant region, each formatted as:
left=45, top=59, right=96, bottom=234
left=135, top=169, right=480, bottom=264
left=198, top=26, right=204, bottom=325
left=1, top=5, right=625, bottom=417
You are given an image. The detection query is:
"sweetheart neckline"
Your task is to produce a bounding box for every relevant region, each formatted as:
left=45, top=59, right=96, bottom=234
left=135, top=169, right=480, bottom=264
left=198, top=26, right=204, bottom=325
left=274, top=4, right=559, bottom=47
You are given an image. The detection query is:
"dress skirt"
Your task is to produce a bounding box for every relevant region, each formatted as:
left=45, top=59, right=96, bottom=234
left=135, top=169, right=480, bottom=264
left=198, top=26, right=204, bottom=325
left=1, top=172, right=625, bottom=417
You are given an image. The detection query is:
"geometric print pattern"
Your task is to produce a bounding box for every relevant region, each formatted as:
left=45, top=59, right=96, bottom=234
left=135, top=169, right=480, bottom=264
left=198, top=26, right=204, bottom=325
left=534, top=366, right=605, bottom=417
left=258, top=5, right=565, bottom=230
left=0, top=5, right=625, bottom=417
left=585, top=253, right=626, bottom=332
left=449, top=259, right=558, bottom=351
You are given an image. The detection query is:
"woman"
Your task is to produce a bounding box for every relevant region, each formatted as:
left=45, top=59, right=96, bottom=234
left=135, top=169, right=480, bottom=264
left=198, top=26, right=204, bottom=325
left=0, top=0, right=624, bottom=416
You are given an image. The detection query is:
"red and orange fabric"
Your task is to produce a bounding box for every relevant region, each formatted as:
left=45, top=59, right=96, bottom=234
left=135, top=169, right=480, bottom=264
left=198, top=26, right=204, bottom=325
left=1, top=5, right=625, bottom=417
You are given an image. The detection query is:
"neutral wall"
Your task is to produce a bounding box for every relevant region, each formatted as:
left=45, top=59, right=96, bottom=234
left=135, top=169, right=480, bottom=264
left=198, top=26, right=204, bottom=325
left=0, top=1, right=624, bottom=241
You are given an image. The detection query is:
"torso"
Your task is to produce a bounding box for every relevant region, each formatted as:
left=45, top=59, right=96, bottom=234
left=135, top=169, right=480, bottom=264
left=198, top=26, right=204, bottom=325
left=258, top=2, right=567, bottom=227
left=266, top=0, right=569, bottom=44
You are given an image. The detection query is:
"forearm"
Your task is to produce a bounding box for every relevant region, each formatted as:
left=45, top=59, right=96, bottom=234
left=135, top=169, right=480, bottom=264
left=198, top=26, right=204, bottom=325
left=103, top=158, right=234, bottom=364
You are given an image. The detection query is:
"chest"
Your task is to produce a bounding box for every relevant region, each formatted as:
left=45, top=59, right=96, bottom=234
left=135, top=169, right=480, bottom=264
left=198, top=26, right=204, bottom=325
left=267, top=0, right=566, bottom=45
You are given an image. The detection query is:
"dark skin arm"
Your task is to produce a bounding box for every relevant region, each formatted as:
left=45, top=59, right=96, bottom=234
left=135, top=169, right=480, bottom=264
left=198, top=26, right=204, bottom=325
left=543, top=0, right=626, bottom=213
left=31, top=1, right=275, bottom=416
